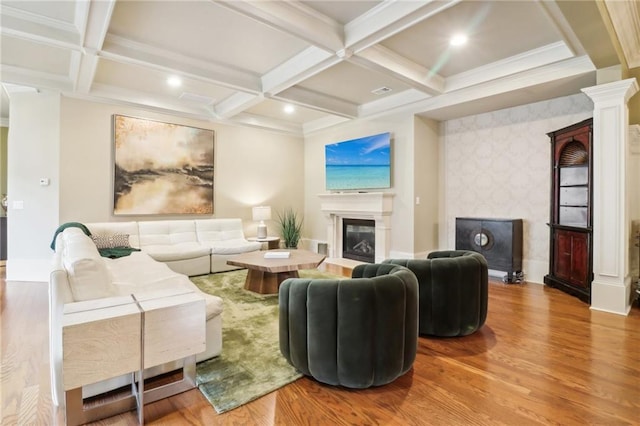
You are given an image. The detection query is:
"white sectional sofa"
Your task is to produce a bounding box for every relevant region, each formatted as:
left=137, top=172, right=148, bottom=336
left=86, top=218, right=262, bottom=275
left=49, top=218, right=261, bottom=408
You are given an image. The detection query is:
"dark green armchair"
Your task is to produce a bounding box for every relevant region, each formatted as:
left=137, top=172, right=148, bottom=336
left=384, top=250, right=488, bottom=337
left=279, top=263, right=418, bottom=388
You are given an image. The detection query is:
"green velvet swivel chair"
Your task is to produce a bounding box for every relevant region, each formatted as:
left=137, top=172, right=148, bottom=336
left=279, top=263, right=418, bottom=389
left=384, top=250, right=488, bottom=337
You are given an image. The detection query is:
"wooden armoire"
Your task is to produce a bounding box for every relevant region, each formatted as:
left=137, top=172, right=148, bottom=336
left=544, top=118, right=593, bottom=303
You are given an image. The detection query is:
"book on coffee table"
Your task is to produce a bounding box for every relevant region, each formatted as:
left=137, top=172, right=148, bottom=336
left=264, top=251, right=290, bottom=259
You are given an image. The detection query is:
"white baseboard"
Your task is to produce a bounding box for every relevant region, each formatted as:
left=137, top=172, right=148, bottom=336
left=6, top=258, right=50, bottom=282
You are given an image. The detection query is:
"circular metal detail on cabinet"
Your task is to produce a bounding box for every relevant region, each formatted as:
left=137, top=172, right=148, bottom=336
left=469, top=228, right=494, bottom=251
left=474, top=232, right=489, bottom=247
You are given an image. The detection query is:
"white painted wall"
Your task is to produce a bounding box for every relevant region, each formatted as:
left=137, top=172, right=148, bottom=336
left=441, top=93, right=593, bottom=283
left=8, top=96, right=304, bottom=281
left=6, top=91, right=61, bottom=281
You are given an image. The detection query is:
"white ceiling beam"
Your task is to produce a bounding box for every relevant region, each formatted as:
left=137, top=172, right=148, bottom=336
left=102, top=35, right=261, bottom=93
left=232, top=112, right=303, bottom=135
left=344, top=0, right=462, bottom=53
left=213, top=0, right=344, bottom=52
left=73, top=0, right=116, bottom=93
left=358, top=89, right=430, bottom=118
left=214, top=92, right=264, bottom=119
left=445, top=42, right=575, bottom=92
left=0, top=4, right=80, bottom=48
left=261, top=46, right=340, bottom=96
left=273, top=87, right=358, bottom=118
left=351, top=45, right=445, bottom=95
left=369, top=55, right=596, bottom=120
left=0, top=65, right=73, bottom=92
left=88, top=82, right=219, bottom=118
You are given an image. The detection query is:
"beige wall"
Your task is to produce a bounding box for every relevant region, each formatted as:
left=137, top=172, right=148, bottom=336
left=8, top=96, right=303, bottom=281
left=413, top=116, right=440, bottom=255
left=441, top=93, right=594, bottom=283
left=58, top=98, right=304, bottom=238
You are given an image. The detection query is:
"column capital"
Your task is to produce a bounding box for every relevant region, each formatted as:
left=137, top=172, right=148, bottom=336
left=581, top=78, right=639, bottom=104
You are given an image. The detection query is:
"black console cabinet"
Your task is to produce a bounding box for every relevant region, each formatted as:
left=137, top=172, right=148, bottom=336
left=455, top=217, right=523, bottom=282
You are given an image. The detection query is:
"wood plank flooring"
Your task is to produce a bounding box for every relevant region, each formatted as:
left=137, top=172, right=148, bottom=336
left=1, top=264, right=639, bottom=425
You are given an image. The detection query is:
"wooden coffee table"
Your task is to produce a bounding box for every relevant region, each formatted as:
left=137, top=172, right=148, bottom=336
left=227, top=249, right=326, bottom=294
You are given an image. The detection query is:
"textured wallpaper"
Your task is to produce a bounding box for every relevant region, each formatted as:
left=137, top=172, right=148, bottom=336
left=443, top=93, right=594, bottom=283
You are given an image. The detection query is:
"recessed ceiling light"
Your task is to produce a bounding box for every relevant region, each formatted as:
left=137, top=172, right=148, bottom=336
left=283, top=104, right=295, bottom=114
left=450, top=34, right=468, bottom=47
left=167, top=76, right=182, bottom=87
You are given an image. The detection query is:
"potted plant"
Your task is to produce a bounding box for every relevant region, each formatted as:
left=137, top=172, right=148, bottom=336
left=277, top=208, right=303, bottom=249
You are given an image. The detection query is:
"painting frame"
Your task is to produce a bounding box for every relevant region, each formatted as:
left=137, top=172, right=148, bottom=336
left=112, top=114, right=214, bottom=216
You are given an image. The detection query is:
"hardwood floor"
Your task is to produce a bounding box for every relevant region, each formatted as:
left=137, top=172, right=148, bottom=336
left=2, top=264, right=639, bottom=425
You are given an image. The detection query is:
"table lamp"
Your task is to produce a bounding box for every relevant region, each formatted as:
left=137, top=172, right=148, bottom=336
left=252, top=206, right=271, bottom=239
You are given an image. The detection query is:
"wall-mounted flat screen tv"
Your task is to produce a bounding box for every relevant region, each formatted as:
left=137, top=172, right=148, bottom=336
left=325, top=132, right=391, bottom=191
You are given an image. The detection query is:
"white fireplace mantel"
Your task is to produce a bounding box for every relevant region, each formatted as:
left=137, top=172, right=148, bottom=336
left=319, top=192, right=393, bottom=263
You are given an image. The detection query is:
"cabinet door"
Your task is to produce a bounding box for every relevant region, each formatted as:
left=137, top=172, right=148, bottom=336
left=553, top=230, right=589, bottom=288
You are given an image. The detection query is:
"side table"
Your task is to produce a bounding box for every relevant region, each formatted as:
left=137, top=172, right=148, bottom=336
left=62, top=290, right=206, bottom=425
left=63, top=296, right=143, bottom=426
left=248, top=236, right=280, bottom=250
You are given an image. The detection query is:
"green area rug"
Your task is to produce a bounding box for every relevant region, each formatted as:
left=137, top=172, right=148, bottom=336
left=191, top=268, right=340, bottom=414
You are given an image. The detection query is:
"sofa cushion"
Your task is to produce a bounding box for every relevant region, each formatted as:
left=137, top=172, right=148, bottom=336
left=195, top=218, right=246, bottom=242
left=142, top=242, right=211, bottom=262
left=204, top=239, right=262, bottom=255
left=138, top=220, right=198, bottom=246
left=62, top=230, right=113, bottom=302
left=106, top=252, right=223, bottom=320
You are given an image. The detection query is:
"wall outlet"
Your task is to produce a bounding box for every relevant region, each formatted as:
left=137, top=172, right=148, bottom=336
left=13, top=200, right=24, bottom=209
left=415, top=197, right=421, bottom=205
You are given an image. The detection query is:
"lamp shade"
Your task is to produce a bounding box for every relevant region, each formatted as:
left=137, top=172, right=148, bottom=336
left=252, top=206, right=272, bottom=222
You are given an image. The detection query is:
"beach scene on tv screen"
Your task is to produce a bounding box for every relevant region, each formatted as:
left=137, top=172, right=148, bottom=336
left=325, top=132, right=391, bottom=190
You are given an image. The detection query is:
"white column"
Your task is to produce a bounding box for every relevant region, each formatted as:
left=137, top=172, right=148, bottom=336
left=582, top=78, right=639, bottom=315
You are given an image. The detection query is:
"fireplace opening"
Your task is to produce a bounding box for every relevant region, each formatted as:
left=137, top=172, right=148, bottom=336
left=343, top=219, right=375, bottom=263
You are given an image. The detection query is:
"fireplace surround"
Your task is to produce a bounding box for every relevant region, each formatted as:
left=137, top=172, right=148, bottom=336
left=319, top=192, right=393, bottom=263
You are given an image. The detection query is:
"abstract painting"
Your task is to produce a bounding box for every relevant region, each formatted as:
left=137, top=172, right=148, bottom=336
left=113, top=115, right=214, bottom=215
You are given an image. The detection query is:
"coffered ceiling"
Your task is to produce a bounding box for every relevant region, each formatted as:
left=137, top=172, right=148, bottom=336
left=0, top=0, right=637, bottom=135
